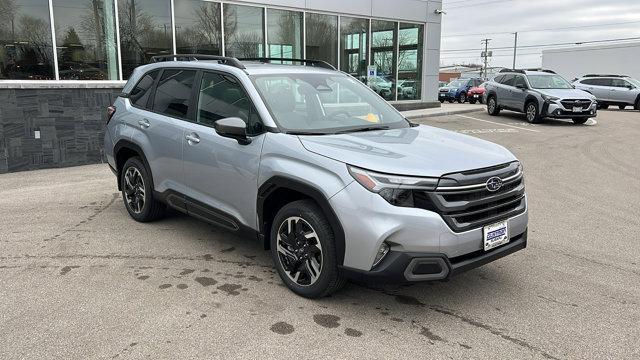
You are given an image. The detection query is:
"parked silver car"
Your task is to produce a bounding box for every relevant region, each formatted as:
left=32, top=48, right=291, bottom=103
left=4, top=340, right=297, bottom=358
left=484, top=69, right=597, bottom=124
left=573, top=74, right=640, bottom=111
left=104, top=55, right=528, bottom=298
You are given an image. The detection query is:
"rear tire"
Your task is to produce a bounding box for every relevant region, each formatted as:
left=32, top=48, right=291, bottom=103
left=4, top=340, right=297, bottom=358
left=458, top=93, right=467, bottom=103
left=121, top=157, right=165, bottom=222
left=525, top=101, right=542, bottom=124
left=599, top=103, right=609, bottom=110
left=487, top=96, right=500, bottom=116
left=270, top=200, right=346, bottom=298
left=572, top=118, right=589, bottom=125
left=635, top=98, right=640, bottom=111
left=618, top=105, right=626, bottom=110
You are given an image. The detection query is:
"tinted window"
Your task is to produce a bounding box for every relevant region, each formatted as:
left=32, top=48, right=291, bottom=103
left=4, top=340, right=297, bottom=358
left=595, top=78, right=612, bottom=86
left=611, top=78, right=631, bottom=88
left=267, top=9, right=303, bottom=61
left=224, top=4, right=264, bottom=58
left=581, top=79, right=597, bottom=85
left=152, top=69, right=196, bottom=119
left=370, top=20, right=398, bottom=100
left=500, top=74, right=515, bottom=86
left=493, top=75, right=504, bottom=83
left=130, top=70, right=159, bottom=108
left=198, top=72, right=263, bottom=135
left=175, top=0, right=222, bottom=55
left=398, top=23, right=424, bottom=100
left=340, top=17, right=369, bottom=82
left=306, top=13, right=338, bottom=67
left=514, top=75, right=527, bottom=88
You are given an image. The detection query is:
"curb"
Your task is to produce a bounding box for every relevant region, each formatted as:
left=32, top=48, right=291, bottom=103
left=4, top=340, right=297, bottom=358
left=403, top=107, right=485, bottom=120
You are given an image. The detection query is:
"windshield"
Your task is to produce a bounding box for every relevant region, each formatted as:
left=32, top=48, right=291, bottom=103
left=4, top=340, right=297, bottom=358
left=627, top=78, right=640, bottom=87
left=447, top=80, right=466, bottom=88
left=251, top=73, right=409, bottom=134
left=527, top=75, right=573, bottom=89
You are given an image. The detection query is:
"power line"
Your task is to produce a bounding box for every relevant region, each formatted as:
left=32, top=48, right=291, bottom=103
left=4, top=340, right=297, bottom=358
left=442, top=20, right=640, bottom=38
left=441, top=36, right=640, bottom=53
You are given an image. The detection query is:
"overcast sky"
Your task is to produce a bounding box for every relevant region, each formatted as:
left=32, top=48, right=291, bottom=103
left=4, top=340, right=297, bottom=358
left=440, top=0, right=640, bottom=68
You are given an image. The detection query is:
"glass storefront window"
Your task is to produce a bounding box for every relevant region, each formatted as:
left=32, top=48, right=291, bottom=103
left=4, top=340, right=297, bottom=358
left=53, top=0, right=119, bottom=80
left=339, top=17, right=368, bottom=83
left=266, top=9, right=302, bottom=62
left=0, top=0, right=55, bottom=80
left=305, top=13, right=337, bottom=67
left=370, top=20, right=397, bottom=101
left=224, top=4, right=263, bottom=58
left=398, top=23, right=423, bottom=100
left=175, top=0, right=221, bottom=55
left=118, top=0, right=172, bottom=79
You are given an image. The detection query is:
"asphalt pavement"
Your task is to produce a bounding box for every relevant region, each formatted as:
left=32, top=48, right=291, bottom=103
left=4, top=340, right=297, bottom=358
left=0, top=108, right=638, bottom=359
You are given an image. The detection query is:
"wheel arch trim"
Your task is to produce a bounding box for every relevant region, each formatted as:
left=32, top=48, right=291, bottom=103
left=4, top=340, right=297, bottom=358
left=257, top=176, right=346, bottom=265
left=113, top=139, right=152, bottom=191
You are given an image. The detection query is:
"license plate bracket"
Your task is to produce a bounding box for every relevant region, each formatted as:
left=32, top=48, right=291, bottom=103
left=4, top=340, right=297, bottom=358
left=483, top=221, right=509, bottom=251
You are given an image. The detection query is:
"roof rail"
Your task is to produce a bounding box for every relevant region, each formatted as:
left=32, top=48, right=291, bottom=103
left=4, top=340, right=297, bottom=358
left=499, top=68, right=525, bottom=74
left=239, top=57, right=337, bottom=70
left=583, top=74, right=629, bottom=78
left=150, top=54, right=246, bottom=70
left=524, top=68, right=556, bottom=74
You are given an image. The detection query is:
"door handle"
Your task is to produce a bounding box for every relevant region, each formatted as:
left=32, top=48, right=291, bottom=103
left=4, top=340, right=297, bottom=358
left=185, top=133, right=200, bottom=144
left=138, top=119, right=150, bottom=129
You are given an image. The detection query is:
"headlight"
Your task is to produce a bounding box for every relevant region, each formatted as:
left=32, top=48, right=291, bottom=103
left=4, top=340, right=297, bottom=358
left=542, top=95, right=559, bottom=103
left=347, top=165, right=438, bottom=207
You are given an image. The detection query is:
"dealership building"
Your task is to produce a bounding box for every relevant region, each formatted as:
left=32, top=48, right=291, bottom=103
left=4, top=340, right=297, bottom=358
left=0, top=0, right=442, bottom=173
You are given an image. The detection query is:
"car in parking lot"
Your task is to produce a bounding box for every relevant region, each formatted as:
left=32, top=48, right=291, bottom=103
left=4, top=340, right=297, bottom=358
left=467, top=82, right=486, bottom=104
left=573, top=74, right=640, bottom=111
left=484, top=69, right=597, bottom=124
left=439, top=78, right=483, bottom=103
left=398, top=80, right=417, bottom=100
left=104, top=55, right=528, bottom=298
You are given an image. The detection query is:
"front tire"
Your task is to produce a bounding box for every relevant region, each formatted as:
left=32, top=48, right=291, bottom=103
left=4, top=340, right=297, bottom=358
left=458, top=93, right=467, bottom=103
left=487, top=96, right=500, bottom=116
left=618, top=105, right=626, bottom=110
left=121, top=157, right=165, bottom=222
left=635, top=98, right=640, bottom=111
left=525, top=101, right=542, bottom=124
left=270, top=200, right=346, bottom=298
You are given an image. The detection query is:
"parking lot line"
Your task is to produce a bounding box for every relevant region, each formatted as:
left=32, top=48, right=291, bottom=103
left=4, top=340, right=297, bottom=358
left=456, top=114, right=541, bottom=133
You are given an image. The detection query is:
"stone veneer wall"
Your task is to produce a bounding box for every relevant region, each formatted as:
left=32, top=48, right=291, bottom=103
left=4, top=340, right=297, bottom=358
left=0, top=83, right=124, bottom=174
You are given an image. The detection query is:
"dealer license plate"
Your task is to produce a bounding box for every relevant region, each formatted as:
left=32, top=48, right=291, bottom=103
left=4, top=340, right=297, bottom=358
left=483, top=221, right=509, bottom=251
left=572, top=106, right=582, bottom=112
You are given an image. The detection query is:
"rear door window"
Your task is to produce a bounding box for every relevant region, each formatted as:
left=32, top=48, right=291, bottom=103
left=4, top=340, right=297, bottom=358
left=514, top=75, right=527, bottom=88
left=500, top=74, right=515, bottom=86
left=152, top=69, right=197, bottom=119
left=611, top=78, right=631, bottom=88
left=130, top=70, right=159, bottom=109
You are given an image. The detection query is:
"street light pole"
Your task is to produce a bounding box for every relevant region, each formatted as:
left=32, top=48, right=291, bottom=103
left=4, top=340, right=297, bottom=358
left=481, top=38, right=491, bottom=79
left=512, top=32, right=518, bottom=69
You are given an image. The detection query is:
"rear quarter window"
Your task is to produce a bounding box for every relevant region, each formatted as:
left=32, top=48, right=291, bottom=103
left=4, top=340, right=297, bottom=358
left=129, top=70, right=159, bottom=109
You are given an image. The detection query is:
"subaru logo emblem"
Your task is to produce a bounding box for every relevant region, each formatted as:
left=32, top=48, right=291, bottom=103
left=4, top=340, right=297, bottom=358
left=486, top=177, right=503, bottom=192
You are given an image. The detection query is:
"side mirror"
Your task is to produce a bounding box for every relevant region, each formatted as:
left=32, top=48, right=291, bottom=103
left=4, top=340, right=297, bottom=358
left=214, top=117, right=251, bottom=145
left=515, top=83, right=527, bottom=90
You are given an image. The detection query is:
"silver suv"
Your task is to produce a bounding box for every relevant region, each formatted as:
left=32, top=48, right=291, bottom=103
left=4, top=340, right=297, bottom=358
left=484, top=69, right=597, bottom=124
left=573, top=74, right=640, bottom=111
left=104, top=55, right=528, bottom=298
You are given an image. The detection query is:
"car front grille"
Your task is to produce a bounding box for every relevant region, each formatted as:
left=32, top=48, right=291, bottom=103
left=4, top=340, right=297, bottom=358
left=560, top=99, right=592, bottom=110
left=413, top=162, right=526, bottom=233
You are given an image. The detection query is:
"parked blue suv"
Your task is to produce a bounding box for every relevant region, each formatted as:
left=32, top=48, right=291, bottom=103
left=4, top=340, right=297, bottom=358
left=439, top=78, right=483, bottom=103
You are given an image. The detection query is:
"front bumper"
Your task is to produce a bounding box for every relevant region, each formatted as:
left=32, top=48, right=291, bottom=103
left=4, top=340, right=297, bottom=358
left=343, top=230, right=527, bottom=283
left=438, top=92, right=456, bottom=100
left=543, top=101, right=597, bottom=119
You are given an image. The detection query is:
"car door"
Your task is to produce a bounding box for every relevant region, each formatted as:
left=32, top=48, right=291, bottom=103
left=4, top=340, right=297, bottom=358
left=511, top=75, right=528, bottom=110
left=593, top=78, right=613, bottom=101
left=181, top=71, right=266, bottom=230
left=610, top=78, right=636, bottom=104
left=497, top=74, right=515, bottom=108
left=129, top=68, right=196, bottom=205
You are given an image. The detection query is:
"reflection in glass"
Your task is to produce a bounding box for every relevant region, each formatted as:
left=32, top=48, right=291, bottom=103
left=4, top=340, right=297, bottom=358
left=175, top=0, right=221, bottom=55
left=0, top=0, right=55, bottom=79
left=224, top=4, right=263, bottom=58
left=398, top=23, right=423, bottom=100
left=370, top=20, right=397, bottom=101
left=305, top=13, right=337, bottom=67
left=340, top=17, right=368, bottom=83
left=118, top=0, right=172, bottom=79
left=266, top=9, right=302, bottom=62
left=53, top=0, right=119, bottom=80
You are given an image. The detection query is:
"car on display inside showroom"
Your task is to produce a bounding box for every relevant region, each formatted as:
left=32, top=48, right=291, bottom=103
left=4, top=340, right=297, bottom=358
left=439, top=77, right=484, bottom=103
left=104, top=55, right=528, bottom=298
left=573, top=74, right=640, bottom=111
left=467, top=82, right=486, bottom=104
left=484, top=69, right=597, bottom=124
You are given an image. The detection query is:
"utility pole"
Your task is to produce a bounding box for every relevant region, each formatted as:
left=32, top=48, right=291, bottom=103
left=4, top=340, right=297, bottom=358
left=481, top=38, right=491, bottom=79
left=512, top=32, right=518, bottom=69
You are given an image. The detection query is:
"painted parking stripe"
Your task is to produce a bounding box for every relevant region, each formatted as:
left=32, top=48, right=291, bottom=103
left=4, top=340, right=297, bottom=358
left=456, top=114, right=541, bottom=133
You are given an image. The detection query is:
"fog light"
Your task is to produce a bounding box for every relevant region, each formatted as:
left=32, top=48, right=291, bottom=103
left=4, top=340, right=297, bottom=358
left=373, top=242, right=390, bottom=267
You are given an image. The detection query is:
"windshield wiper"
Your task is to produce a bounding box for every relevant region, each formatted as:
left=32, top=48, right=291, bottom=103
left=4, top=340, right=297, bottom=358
left=335, top=125, right=390, bottom=134
left=286, top=131, right=330, bottom=136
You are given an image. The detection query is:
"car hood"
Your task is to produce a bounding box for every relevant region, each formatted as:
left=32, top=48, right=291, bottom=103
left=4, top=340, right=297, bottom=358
left=536, top=88, right=595, bottom=99
left=468, top=87, right=486, bottom=93
left=298, top=125, right=517, bottom=177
